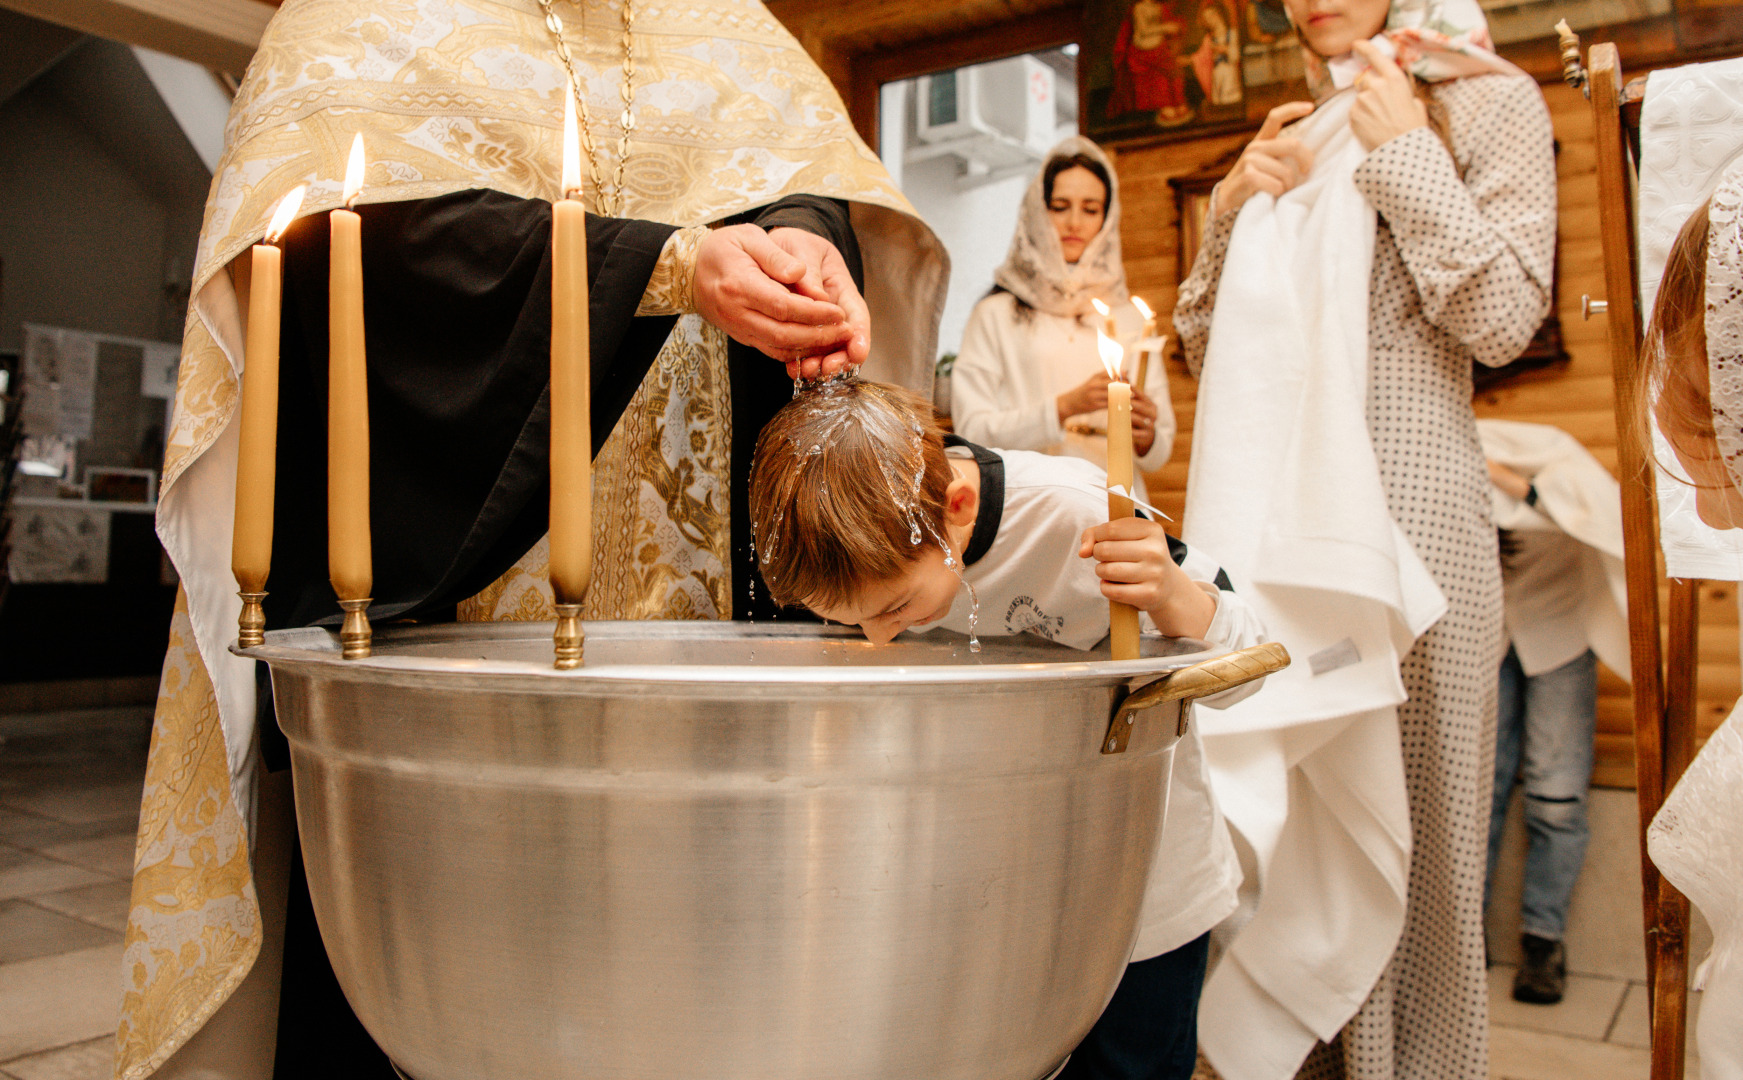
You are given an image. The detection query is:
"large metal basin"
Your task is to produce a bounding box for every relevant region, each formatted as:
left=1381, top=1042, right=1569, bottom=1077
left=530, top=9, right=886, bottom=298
left=247, top=622, right=1275, bottom=1080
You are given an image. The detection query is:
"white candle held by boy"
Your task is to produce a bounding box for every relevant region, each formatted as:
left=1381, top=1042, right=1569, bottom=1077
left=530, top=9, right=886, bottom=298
left=1098, top=328, right=1140, bottom=660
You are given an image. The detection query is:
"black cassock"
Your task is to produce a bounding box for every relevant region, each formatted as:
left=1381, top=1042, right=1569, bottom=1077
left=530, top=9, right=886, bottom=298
left=263, top=189, right=855, bottom=1076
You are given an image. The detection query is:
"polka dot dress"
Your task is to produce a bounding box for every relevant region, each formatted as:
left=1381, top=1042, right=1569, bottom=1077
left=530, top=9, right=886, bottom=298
left=1177, top=73, right=1558, bottom=1080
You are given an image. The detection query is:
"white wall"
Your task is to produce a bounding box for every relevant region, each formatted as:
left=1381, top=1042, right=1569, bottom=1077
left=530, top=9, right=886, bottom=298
left=901, top=158, right=1031, bottom=361
left=0, top=38, right=212, bottom=354
left=881, top=50, right=1078, bottom=363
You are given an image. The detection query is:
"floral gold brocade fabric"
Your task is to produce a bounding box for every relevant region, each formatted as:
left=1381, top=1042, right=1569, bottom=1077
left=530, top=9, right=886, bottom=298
left=124, top=1, right=927, bottom=1076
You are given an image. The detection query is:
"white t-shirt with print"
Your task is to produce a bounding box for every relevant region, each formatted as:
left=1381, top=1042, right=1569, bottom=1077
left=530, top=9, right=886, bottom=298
left=913, top=443, right=1268, bottom=960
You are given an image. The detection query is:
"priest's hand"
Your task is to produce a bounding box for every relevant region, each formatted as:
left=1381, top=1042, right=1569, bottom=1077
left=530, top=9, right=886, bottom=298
left=693, top=225, right=856, bottom=369
left=765, top=227, right=872, bottom=378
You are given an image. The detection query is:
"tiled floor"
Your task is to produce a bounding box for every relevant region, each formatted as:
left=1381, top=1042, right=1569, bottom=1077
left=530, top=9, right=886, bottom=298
left=0, top=706, right=149, bottom=1080
left=0, top=701, right=1713, bottom=1080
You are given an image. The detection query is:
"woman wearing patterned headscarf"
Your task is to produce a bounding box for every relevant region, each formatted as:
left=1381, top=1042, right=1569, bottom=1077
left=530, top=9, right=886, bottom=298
left=951, top=137, right=1175, bottom=502
left=1640, top=163, right=1743, bottom=1080
left=1174, top=0, right=1555, bottom=1077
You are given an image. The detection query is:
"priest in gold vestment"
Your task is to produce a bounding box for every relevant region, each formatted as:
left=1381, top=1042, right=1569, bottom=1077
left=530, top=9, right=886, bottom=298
left=121, top=1, right=946, bottom=1076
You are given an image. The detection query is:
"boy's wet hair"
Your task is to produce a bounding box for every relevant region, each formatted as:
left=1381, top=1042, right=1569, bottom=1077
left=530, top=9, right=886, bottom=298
left=749, top=378, right=955, bottom=612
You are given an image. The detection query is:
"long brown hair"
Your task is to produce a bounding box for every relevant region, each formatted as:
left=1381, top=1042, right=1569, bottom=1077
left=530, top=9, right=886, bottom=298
left=1639, top=200, right=1715, bottom=485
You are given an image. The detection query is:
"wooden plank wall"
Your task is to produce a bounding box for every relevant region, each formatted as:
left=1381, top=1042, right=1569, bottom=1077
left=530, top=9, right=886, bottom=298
left=1120, top=75, right=1736, bottom=788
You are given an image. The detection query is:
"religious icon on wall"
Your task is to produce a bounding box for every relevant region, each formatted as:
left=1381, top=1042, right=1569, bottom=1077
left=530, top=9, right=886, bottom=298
left=1085, top=0, right=1309, bottom=145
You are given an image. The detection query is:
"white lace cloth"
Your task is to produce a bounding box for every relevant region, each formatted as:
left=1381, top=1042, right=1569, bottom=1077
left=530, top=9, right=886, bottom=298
left=1649, top=702, right=1743, bottom=1079
left=1639, top=60, right=1743, bottom=580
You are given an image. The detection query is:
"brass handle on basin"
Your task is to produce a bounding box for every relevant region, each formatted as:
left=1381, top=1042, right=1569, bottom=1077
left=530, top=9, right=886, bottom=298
left=1102, top=642, right=1291, bottom=754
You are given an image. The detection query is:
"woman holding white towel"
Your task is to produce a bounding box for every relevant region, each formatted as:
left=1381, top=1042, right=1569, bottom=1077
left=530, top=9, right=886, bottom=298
left=1174, top=0, right=1556, bottom=1077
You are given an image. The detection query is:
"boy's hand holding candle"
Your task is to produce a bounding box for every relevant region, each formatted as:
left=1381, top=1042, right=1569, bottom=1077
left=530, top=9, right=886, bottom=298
left=1077, top=517, right=1217, bottom=641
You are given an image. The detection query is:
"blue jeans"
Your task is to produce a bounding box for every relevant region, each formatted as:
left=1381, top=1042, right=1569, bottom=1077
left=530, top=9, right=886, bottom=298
left=1055, top=933, right=1210, bottom=1080
left=1485, top=646, right=1597, bottom=942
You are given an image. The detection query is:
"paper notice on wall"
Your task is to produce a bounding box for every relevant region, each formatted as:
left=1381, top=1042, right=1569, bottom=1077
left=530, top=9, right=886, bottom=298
left=141, top=343, right=180, bottom=399
left=21, top=324, right=97, bottom=440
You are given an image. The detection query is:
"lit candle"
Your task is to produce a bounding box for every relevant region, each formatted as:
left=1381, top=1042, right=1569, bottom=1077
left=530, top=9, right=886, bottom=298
left=549, top=79, right=591, bottom=670
left=232, top=185, right=306, bottom=648
left=1091, top=297, right=1119, bottom=351
left=1131, top=295, right=1157, bottom=395
left=329, top=133, right=372, bottom=658
left=1099, top=328, right=1140, bottom=660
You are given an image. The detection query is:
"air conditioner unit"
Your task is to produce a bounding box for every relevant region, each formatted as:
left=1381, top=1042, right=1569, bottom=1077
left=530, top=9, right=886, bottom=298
left=916, top=56, right=1056, bottom=155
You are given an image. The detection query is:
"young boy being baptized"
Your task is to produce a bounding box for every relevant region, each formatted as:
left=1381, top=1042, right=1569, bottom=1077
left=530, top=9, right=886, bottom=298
left=749, top=377, right=1267, bottom=1080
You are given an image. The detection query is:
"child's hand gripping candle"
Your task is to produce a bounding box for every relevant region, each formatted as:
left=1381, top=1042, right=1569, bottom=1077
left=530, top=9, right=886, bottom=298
left=549, top=79, right=591, bottom=670
left=1097, top=328, right=1140, bottom=659
left=329, top=134, right=372, bottom=659
left=232, top=184, right=306, bottom=648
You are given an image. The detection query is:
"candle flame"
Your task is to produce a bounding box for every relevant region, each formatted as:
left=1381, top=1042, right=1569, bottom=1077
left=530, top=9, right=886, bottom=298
left=561, top=77, right=582, bottom=198
left=1130, top=295, right=1153, bottom=322
left=1090, top=298, right=1111, bottom=320
left=1097, top=328, right=1125, bottom=381
left=342, top=133, right=366, bottom=207
left=265, top=185, right=306, bottom=243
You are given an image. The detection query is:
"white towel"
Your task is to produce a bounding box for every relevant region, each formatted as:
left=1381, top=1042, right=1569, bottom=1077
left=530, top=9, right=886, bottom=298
left=1476, top=418, right=1630, bottom=681
left=1184, top=91, right=1447, bottom=1080
left=1638, top=58, right=1743, bottom=582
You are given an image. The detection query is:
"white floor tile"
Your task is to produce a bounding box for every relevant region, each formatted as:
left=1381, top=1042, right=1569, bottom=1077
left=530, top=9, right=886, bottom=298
left=1607, top=981, right=1704, bottom=1056
left=0, top=1035, right=114, bottom=1080
left=0, top=850, right=105, bottom=903
left=35, top=837, right=133, bottom=880
left=1487, top=964, right=1628, bottom=1041
left=0, top=944, right=123, bottom=1062
left=25, top=882, right=131, bottom=934
left=1489, top=1024, right=1650, bottom=1080
left=0, top=783, right=141, bottom=826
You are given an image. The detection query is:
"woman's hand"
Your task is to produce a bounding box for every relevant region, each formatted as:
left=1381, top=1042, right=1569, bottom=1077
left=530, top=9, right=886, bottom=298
left=692, top=224, right=855, bottom=375
left=1057, top=370, right=1112, bottom=423
left=1213, top=100, right=1317, bottom=218
left=1132, top=386, right=1161, bottom=457
left=1349, top=40, right=1429, bottom=152
left=1078, top=517, right=1216, bottom=639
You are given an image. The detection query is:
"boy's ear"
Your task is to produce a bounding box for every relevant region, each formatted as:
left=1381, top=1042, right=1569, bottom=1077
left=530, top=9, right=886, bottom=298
left=945, top=476, right=978, bottom=528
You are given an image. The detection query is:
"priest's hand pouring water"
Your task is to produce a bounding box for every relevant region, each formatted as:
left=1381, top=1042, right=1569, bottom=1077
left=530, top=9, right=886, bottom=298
left=693, top=224, right=869, bottom=378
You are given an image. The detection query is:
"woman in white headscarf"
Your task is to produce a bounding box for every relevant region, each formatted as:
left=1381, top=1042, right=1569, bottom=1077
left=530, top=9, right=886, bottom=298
left=951, top=138, right=1174, bottom=500
left=1173, top=0, right=1555, bottom=1077
left=1639, top=167, right=1743, bottom=1080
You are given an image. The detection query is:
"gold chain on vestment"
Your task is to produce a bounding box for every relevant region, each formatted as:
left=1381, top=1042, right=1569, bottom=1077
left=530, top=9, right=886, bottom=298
left=538, top=0, right=636, bottom=217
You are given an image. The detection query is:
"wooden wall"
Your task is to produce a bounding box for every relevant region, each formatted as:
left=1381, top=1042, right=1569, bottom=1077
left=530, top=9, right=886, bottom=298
left=1119, top=76, right=1736, bottom=787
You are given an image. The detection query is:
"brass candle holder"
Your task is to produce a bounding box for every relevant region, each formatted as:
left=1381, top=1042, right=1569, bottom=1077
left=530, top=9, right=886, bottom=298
left=553, top=602, right=584, bottom=670
left=339, top=598, right=373, bottom=659
left=238, top=592, right=269, bottom=649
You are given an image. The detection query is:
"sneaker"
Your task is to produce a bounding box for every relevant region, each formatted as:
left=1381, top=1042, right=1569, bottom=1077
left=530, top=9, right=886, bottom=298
left=1513, top=933, right=1566, bottom=1004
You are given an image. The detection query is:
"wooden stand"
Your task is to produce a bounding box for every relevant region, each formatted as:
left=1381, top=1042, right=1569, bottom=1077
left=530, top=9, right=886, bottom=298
left=1577, top=39, right=1699, bottom=1080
